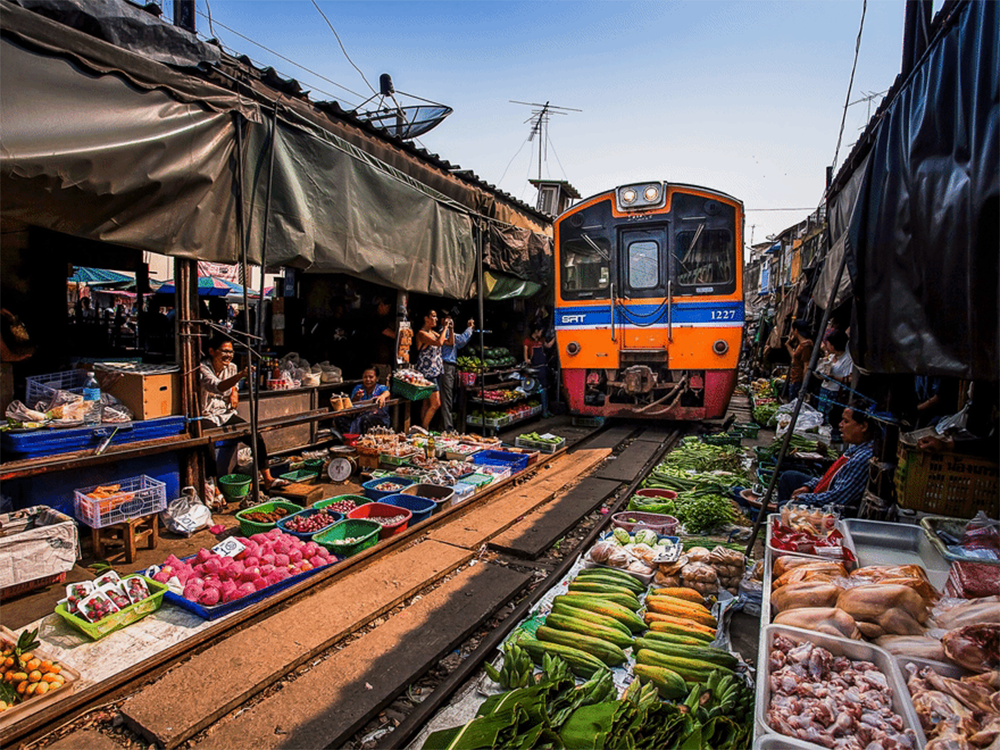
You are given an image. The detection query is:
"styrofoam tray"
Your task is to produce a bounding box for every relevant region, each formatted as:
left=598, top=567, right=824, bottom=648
left=844, top=518, right=951, bottom=589
left=756, top=625, right=926, bottom=750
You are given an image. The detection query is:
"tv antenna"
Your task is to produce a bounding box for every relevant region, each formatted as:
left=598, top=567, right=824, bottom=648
left=510, top=100, right=581, bottom=181
left=354, top=74, right=453, bottom=140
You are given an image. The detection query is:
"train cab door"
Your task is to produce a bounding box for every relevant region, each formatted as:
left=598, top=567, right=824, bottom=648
left=617, top=226, right=669, bottom=351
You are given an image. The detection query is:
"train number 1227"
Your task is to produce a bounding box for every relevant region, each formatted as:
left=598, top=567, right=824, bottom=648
left=711, top=309, right=737, bottom=320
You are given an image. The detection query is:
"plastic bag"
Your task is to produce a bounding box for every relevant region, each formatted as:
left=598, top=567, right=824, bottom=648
left=959, top=511, right=1000, bottom=561
left=5, top=400, right=47, bottom=423
left=775, top=401, right=825, bottom=437
left=160, top=487, right=213, bottom=536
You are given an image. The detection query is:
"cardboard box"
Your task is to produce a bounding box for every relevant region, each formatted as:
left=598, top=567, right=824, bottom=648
left=95, top=363, right=181, bottom=420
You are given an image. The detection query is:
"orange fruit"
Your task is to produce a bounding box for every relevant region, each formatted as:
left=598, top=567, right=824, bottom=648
left=10, top=672, right=27, bottom=683
left=48, top=664, right=61, bottom=675
left=28, top=670, right=42, bottom=683
left=19, top=652, right=33, bottom=663
left=39, top=660, right=53, bottom=672
left=42, top=673, right=60, bottom=683
left=25, top=658, right=40, bottom=672
left=25, top=682, right=37, bottom=696
left=16, top=681, right=28, bottom=694
left=34, top=682, right=48, bottom=696
left=3, top=657, right=13, bottom=668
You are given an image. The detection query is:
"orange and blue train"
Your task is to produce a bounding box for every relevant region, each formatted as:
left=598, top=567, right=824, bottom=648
left=554, top=181, right=744, bottom=420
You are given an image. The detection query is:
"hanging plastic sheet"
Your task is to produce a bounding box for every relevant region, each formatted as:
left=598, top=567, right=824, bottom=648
left=843, top=0, right=998, bottom=380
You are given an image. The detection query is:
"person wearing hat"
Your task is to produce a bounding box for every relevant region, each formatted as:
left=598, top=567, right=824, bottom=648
left=440, top=312, right=475, bottom=431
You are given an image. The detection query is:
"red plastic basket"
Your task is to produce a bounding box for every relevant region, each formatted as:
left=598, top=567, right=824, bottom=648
left=0, top=571, right=68, bottom=600
left=347, top=501, right=412, bottom=539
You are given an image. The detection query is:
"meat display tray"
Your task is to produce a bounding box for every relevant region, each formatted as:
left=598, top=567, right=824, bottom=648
left=843, top=518, right=951, bottom=590
left=754, top=736, right=832, bottom=750
left=755, top=624, right=927, bottom=750
left=765, top=513, right=859, bottom=570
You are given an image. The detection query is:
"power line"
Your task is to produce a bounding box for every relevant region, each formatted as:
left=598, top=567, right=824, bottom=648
left=309, top=0, right=378, bottom=96
left=497, top=136, right=531, bottom=185
left=832, top=0, right=868, bottom=171
left=193, top=9, right=366, bottom=102
left=545, top=131, right=569, bottom=182
left=745, top=207, right=820, bottom=212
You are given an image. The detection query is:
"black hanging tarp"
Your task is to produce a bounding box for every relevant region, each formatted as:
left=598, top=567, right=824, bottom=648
left=845, top=0, right=998, bottom=380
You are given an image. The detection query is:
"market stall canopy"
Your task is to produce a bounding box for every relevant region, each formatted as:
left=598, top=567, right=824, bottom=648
left=157, top=277, right=270, bottom=299
left=482, top=224, right=553, bottom=285
left=68, top=266, right=132, bottom=287
left=830, top=0, right=998, bottom=381
left=244, top=107, right=476, bottom=298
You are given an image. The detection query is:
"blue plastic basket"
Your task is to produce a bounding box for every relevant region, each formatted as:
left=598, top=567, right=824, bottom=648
left=276, top=507, right=344, bottom=540
left=381, top=493, right=436, bottom=524
left=160, top=554, right=337, bottom=620
left=471, top=449, right=529, bottom=473
left=2, top=416, right=186, bottom=459
left=361, top=475, right=415, bottom=501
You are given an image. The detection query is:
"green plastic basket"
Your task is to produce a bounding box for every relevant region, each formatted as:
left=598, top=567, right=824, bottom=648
left=701, top=433, right=743, bottom=446
left=314, top=518, right=381, bottom=557
left=218, top=473, right=252, bottom=500
left=235, top=500, right=302, bottom=536
left=391, top=378, right=437, bottom=401
left=734, top=423, right=761, bottom=439
left=54, top=576, right=167, bottom=640
left=279, top=468, right=320, bottom=484
left=462, top=472, right=494, bottom=488
left=313, top=494, right=370, bottom=513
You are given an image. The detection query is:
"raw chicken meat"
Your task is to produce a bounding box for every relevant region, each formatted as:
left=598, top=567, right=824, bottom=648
left=837, top=584, right=929, bottom=637
left=774, top=607, right=862, bottom=639
left=767, top=634, right=918, bottom=750
left=934, top=596, right=1000, bottom=631
left=771, top=581, right=843, bottom=613
left=875, top=635, right=946, bottom=662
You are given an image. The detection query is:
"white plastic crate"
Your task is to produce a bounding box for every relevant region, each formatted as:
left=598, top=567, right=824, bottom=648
left=73, top=475, right=167, bottom=528
left=25, top=369, right=89, bottom=408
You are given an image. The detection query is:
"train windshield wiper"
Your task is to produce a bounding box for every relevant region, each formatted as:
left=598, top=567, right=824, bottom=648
left=581, top=232, right=609, bottom=260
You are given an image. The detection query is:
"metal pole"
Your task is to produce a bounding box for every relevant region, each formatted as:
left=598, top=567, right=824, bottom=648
left=744, top=241, right=850, bottom=555
left=257, top=101, right=279, bottom=344
left=476, top=221, right=486, bottom=438
left=234, top=118, right=261, bottom=503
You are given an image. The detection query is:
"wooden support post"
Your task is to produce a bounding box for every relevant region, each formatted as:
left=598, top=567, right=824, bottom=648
left=175, top=258, right=205, bottom=494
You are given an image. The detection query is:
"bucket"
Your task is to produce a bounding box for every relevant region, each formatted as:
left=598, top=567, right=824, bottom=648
left=634, top=488, right=678, bottom=501
left=218, top=473, right=252, bottom=501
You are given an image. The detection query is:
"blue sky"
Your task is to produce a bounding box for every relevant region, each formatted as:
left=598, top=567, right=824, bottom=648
left=191, top=0, right=912, bottom=242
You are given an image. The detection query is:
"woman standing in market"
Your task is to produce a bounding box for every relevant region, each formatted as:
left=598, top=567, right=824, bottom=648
left=816, top=330, right=853, bottom=429
left=414, top=309, right=448, bottom=429
left=200, top=334, right=275, bottom=490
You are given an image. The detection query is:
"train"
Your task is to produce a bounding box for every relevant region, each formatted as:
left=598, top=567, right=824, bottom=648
left=553, top=180, right=745, bottom=420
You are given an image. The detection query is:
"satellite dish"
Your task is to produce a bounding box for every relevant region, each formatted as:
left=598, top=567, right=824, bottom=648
left=354, top=74, right=452, bottom=140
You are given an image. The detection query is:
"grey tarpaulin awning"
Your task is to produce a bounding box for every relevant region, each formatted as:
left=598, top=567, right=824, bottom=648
left=244, top=106, right=476, bottom=298
left=814, top=152, right=869, bottom=310
left=843, top=0, right=998, bottom=380
left=0, top=0, right=252, bottom=261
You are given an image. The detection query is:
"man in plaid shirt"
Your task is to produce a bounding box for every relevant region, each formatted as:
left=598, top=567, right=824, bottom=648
left=777, top=408, right=877, bottom=513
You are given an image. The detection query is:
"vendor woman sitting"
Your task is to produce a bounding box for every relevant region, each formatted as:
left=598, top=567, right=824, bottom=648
left=776, top=406, right=876, bottom=515
left=348, top=368, right=391, bottom=434
left=200, top=334, right=274, bottom=489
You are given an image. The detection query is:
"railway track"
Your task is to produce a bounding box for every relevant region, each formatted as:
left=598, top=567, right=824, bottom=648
left=12, top=423, right=684, bottom=750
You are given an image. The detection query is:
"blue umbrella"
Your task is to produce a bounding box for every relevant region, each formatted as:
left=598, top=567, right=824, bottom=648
left=68, top=266, right=133, bottom=286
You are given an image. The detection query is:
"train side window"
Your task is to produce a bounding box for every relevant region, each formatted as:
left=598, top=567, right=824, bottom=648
left=674, top=227, right=734, bottom=287
left=561, top=237, right=611, bottom=299
left=627, top=240, right=659, bottom=289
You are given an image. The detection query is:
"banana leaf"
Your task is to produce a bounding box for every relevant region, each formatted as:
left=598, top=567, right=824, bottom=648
left=557, top=702, right=616, bottom=750
left=423, top=706, right=530, bottom=750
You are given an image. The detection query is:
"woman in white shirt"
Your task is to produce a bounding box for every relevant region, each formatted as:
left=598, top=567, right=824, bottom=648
left=817, top=330, right=853, bottom=430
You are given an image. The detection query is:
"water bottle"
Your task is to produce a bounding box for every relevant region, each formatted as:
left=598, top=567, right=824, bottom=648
left=83, top=371, right=102, bottom=426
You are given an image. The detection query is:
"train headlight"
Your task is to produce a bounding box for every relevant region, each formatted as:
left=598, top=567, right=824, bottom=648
left=566, top=341, right=581, bottom=356
left=616, top=182, right=666, bottom=211
left=713, top=339, right=729, bottom=355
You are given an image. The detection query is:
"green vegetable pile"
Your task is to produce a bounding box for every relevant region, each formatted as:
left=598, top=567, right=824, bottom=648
left=756, top=433, right=823, bottom=464
left=629, top=490, right=737, bottom=535
left=519, top=432, right=563, bottom=445
left=427, top=646, right=754, bottom=749
left=752, top=403, right=779, bottom=426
